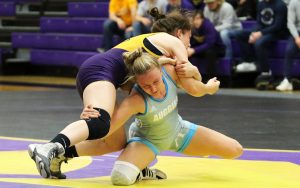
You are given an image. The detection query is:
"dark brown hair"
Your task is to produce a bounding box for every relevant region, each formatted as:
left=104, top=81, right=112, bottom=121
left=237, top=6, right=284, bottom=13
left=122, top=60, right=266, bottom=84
left=149, top=7, right=192, bottom=35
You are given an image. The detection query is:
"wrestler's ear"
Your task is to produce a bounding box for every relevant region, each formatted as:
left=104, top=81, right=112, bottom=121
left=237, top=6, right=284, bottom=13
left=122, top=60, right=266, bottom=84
left=175, top=29, right=183, bottom=38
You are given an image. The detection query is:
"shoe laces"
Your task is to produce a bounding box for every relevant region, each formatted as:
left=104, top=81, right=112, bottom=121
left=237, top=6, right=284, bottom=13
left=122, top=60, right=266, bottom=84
left=40, top=143, right=59, bottom=161
left=144, top=167, right=154, bottom=178
left=138, top=167, right=156, bottom=180
left=49, top=144, right=66, bottom=173
left=51, top=155, right=67, bottom=172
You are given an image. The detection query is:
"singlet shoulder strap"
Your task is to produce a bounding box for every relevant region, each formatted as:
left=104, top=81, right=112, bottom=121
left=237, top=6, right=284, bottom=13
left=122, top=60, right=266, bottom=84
left=142, top=38, right=163, bottom=58
left=162, top=67, right=178, bottom=88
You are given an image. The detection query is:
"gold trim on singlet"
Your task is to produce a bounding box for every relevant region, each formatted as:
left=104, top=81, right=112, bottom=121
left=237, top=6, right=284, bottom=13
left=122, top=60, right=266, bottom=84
left=113, top=33, right=163, bottom=58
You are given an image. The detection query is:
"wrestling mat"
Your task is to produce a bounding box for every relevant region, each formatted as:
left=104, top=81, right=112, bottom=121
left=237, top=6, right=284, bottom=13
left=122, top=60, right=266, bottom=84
left=1, top=136, right=300, bottom=188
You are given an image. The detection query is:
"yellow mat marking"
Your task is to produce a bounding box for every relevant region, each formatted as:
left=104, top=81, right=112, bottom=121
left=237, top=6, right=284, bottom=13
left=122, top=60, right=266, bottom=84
left=0, top=151, right=91, bottom=175
left=0, top=152, right=299, bottom=188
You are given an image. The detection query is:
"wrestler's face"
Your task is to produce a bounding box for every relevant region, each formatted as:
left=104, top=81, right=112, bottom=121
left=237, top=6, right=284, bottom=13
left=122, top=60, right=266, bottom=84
left=177, top=29, right=192, bottom=49
left=136, top=67, right=166, bottom=99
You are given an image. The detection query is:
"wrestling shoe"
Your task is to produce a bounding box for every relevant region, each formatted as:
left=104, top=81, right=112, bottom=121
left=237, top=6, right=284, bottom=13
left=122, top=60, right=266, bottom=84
left=49, top=151, right=68, bottom=179
left=28, top=143, right=66, bottom=179
left=137, top=167, right=167, bottom=181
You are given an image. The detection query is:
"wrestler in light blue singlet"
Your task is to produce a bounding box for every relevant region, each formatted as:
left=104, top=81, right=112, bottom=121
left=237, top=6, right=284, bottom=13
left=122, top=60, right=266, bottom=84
left=128, top=68, right=197, bottom=155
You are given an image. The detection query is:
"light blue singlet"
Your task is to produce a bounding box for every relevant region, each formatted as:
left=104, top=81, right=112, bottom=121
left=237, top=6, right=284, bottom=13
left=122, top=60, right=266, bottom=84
left=128, top=68, right=198, bottom=155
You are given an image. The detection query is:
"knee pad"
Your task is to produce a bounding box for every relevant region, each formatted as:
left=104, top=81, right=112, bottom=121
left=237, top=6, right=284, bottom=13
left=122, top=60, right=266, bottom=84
left=111, top=161, right=140, bottom=186
left=85, top=108, right=111, bottom=140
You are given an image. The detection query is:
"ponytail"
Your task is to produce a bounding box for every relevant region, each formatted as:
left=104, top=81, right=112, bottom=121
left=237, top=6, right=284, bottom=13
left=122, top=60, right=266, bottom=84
left=122, top=48, right=161, bottom=83
left=150, top=7, right=191, bottom=35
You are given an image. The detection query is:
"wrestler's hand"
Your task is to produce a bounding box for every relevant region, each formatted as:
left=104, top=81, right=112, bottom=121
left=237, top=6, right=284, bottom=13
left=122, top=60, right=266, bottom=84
left=158, top=56, right=177, bottom=65
left=80, top=105, right=100, bottom=119
left=205, top=77, right=220, bottom=95
left=175, top=63, right=201, bottom=81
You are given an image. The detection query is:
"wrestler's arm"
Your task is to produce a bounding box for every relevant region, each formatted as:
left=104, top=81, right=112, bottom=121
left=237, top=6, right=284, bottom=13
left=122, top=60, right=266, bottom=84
left=81, top=91, right=145, bottom=138
left=150, top=33, right=201, bottom=81
left=107, top=92, right=144, bottom=137
left=151, top=33, right=189, bottom=64
left=163, top=64, right=220, bottom=97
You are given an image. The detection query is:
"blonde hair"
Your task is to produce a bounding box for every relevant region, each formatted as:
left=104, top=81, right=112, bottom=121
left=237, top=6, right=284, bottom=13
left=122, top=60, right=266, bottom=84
left=122, top=48, right=161, bottom=83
